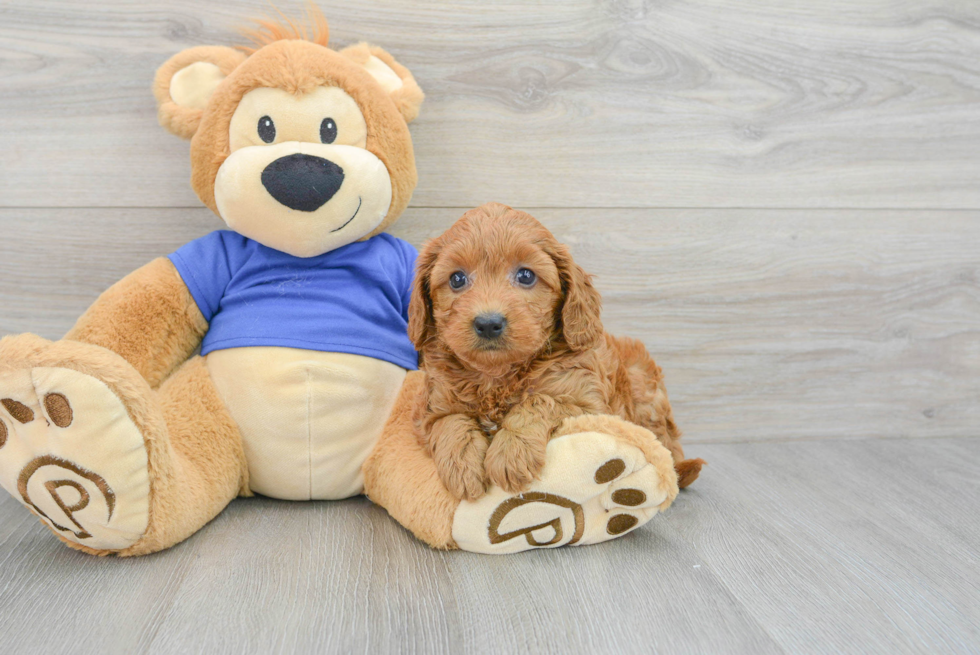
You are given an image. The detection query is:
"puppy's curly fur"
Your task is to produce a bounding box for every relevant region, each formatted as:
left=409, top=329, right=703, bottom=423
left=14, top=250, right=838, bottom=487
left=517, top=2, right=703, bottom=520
left=410, top=203, right=704, bottom=500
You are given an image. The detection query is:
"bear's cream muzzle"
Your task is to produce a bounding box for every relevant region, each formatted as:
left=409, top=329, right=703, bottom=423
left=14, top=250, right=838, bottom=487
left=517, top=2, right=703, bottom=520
left=214, top=141, right=393, bottom=258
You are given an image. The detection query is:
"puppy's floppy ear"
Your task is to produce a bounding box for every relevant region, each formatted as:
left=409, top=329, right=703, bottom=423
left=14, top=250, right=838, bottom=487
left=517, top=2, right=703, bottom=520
left=408, top=239, right=442, bottom=349
left=153, top=46, right=246, bottom=139
left=339, top=43, right=425, bottom=123
left=549, top=242, right=603, bottom=351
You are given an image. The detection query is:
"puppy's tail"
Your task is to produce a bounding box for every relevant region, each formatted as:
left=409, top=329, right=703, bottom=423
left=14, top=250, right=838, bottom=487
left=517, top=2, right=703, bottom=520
left=675, top=458, right=706, bottom=489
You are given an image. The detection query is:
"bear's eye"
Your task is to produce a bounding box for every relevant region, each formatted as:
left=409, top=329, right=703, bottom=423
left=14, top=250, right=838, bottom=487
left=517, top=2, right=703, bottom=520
left=515, top=268, right=537, bottom=287
left=257, top=116, right=276, bottom=143
left=320, top=118, right=337, bottom=144
left=449, top=271, right=468, bottom=290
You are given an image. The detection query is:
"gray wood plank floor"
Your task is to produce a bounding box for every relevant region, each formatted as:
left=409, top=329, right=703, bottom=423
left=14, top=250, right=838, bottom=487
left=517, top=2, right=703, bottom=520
left=0, top=437, right=976, bottom=654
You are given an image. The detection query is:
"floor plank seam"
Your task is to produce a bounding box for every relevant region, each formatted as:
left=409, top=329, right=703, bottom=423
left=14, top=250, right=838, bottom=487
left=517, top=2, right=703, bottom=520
left=684, top=434, right=980, bottom=446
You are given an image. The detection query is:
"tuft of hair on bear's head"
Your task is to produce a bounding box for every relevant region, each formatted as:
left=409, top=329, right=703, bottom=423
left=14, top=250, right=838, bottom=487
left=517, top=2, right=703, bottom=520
left=238, top=3, right=331, bottom=54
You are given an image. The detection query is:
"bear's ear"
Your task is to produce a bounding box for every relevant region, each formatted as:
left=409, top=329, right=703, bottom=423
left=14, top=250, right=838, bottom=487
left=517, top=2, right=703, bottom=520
left=153, top=46, right=247, bottom=139
left=339, top=43, right=424, bottom=124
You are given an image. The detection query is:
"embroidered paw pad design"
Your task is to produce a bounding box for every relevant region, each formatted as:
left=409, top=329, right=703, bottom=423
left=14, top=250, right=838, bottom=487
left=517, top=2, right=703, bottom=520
left=453, top=431, right=676, bottom=554
left=0, top=367, right=151, bottom=551
left=486, top=458, right=653, bottom=547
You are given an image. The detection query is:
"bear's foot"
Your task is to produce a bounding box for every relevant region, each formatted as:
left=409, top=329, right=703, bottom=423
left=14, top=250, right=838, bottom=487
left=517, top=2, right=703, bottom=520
left=451, top=427, right=678, bottom=554
left=0, top=338, right=151, bottom=553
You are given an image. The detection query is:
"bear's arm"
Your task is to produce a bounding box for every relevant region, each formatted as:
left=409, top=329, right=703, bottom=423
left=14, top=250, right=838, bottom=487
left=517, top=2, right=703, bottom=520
left=65, top=257, right=208, bottom=388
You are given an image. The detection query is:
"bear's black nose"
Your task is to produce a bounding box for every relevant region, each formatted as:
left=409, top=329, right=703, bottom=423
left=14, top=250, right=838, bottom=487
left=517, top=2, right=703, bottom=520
left=473, top=313, right=507, bottom=340
left=261, top=153, right=344, bottom=212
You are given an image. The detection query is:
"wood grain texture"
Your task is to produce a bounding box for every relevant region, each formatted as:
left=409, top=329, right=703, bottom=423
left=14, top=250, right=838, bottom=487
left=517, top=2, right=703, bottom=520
left=1, top=206, right=977, bottom=443
left=1, top=3, right=979, bottom=652
left=2, top=0, right=980, bottom=208
left=0, top=437, right=976, bottom=654
left=666, top=436, right=980, bottom=655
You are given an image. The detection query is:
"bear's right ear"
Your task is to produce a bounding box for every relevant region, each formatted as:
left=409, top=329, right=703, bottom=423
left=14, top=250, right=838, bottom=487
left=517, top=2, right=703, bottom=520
left=153, top=46, right=247, bottom=139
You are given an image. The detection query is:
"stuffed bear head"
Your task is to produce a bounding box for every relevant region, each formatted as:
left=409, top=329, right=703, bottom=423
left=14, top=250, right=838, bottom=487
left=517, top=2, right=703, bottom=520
left=153, top=8, right=423, bottom=257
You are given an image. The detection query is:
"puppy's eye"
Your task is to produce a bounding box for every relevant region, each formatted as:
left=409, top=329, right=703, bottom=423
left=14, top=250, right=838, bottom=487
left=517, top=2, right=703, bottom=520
left=449, top=271, right=468, bottom=290
left=257, top=116, right=276, bottom=143
left=320, top=118, right=337, bottom=144
left=515, top=268, right=537, bottom=287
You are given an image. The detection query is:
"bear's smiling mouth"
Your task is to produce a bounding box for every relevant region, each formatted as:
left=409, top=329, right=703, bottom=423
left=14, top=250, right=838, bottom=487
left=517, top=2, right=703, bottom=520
left=330, top=197, right=362, bottom=233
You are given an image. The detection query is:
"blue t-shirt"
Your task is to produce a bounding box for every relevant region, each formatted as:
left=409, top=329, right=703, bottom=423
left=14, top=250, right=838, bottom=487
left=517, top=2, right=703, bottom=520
left=168, top=231, right=418, bottom=370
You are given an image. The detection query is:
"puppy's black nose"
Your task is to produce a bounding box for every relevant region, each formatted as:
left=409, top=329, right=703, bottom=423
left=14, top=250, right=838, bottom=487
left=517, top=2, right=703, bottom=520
left=473, top=313, right=507, bottom=339
left=261, top=153, right=344, bottom=212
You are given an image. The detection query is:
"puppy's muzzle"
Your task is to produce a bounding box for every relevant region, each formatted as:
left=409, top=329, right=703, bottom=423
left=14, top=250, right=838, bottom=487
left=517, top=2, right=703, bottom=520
left=261, top=153, right=345, bottom=212
left=473, top=313, right=507, bottom=340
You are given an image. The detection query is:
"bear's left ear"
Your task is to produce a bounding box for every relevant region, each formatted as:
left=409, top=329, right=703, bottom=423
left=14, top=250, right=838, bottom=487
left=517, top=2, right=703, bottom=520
left=339, top=43, right=425, bottom=123
left=153, top=46, right=247, bottom=139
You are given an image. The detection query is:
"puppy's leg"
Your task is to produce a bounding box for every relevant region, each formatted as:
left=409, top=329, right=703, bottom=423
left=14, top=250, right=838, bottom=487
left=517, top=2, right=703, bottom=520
left=430, top=415, right=489, bottom=501
left=614, top=336, right=705, bottom=488
left=485, top=396, right=578, bottom=493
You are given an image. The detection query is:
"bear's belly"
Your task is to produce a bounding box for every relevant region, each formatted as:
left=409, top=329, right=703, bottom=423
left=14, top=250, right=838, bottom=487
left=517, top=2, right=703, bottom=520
left=205, top=347, right=407, bottom=500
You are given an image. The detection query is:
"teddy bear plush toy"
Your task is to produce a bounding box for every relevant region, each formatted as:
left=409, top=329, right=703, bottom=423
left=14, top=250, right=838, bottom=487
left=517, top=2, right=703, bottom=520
left=0, top=8, right=680, bottom=556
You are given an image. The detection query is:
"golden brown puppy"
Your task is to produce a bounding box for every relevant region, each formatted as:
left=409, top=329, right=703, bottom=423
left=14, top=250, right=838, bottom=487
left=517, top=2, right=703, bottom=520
left=409, top=202, right=704, bottom=501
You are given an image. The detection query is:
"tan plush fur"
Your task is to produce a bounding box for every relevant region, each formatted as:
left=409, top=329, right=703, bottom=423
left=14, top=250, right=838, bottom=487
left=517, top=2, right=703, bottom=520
left=123, top=356, right=249, bottom=556
left=65, top=258, right=208, bottom=389
left=339, top=43, right=425, bottom=124
left=362, top=372, right=459, bottom=549
left=239, top=5, right=331, bottom=51
left=153, top=46, right=247, bottom=140
left=409, top=203, right=704, bottom=500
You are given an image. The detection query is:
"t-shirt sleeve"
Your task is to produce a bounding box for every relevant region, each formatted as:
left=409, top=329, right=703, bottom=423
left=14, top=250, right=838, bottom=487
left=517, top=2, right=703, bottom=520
left=395, top=238, right=419, bottom=323
left=167, top=231, right=245, bottom=322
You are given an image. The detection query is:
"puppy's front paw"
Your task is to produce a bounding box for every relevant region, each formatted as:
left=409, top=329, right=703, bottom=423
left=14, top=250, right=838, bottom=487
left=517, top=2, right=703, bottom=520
left=484, top=429, right=546, bottom=493
left=453, top=460, right=489, bottom=502
left=434, top=430, right=489, bottom=501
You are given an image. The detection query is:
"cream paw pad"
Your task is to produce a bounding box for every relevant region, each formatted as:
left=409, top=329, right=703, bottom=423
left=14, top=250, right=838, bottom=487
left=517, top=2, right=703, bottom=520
left=0, top=366, right=150, bottom=551
left=452, top=430, right=677, bottom=554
